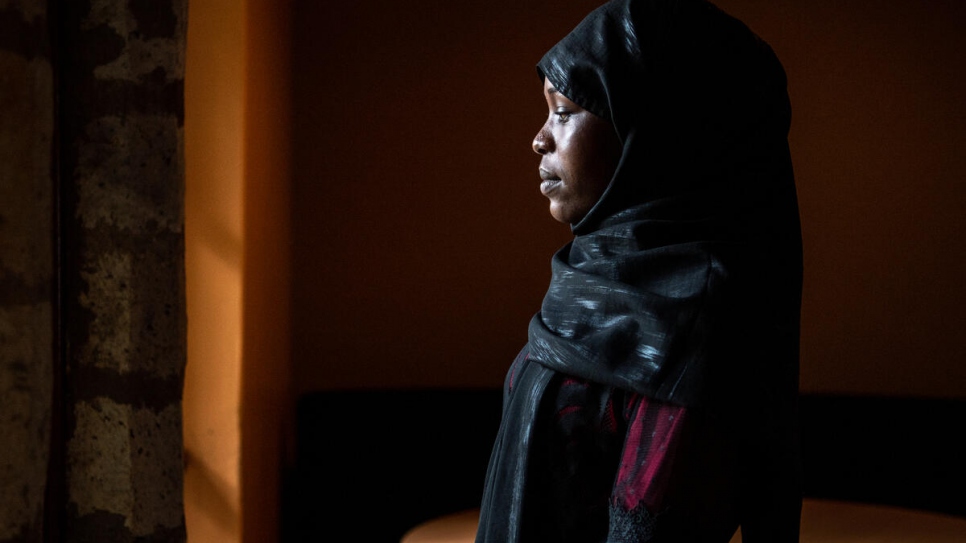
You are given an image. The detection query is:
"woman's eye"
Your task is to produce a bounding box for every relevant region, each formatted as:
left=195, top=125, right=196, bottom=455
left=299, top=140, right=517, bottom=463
left=555, top=111, right=572, bottom=123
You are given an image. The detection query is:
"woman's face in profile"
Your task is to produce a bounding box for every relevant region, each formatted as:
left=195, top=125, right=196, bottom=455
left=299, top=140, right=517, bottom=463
left=532, top=78, right=622, bottom=225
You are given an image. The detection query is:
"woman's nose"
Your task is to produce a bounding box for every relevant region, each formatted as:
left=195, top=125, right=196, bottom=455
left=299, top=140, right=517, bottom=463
left=532, top=124, right=553, bottom=155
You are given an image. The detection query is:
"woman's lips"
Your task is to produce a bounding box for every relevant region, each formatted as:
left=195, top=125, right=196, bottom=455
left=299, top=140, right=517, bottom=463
left=540, top=179, right=562, bottom=195
left=539, top=167, right=561, bottom=195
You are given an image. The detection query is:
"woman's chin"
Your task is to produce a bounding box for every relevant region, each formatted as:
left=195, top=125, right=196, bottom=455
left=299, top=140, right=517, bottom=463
left=548, top=203, right=582, bottom=225
left=546, top=201, right=565, bottom=224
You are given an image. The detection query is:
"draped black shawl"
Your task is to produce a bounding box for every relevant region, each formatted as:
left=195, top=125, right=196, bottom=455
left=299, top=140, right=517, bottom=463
left=478, top=0, right=803, bottom=541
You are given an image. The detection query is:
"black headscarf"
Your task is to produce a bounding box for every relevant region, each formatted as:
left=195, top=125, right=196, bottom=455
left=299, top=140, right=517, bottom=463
left=529, top=0, right=802, bottom=408
left=478, top=0, right=802, bottom=541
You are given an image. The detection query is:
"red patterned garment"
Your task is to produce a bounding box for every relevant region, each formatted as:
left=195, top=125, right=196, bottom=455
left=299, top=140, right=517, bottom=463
left=499, top=348, right=718, bottom=542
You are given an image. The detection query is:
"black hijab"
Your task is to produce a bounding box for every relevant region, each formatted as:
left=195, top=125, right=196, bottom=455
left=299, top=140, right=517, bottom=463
left=478, top=0, right=802, bottom=541
left=528, top=0, right=802, bottom=408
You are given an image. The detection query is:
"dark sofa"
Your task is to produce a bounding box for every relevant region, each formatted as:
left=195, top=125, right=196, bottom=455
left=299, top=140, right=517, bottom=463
left=283, top=390, right=965, bottom=542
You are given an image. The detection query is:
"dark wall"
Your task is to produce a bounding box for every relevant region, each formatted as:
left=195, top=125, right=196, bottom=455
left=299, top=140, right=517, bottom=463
left=291, top=0, right=966, bottom=398
left=0, top=2, right=54, bottom=540
left=291, top=0, right=591, bottom=392
left=718, top=0, right=966, bottom=399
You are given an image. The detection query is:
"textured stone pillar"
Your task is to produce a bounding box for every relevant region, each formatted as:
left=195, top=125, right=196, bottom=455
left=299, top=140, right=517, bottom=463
left=58, top=1, right=188, bottom=541
left=0, top=1, right=54, bottom=542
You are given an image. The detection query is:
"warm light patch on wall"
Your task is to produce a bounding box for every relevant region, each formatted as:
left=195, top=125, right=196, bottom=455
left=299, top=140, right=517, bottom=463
left=183, top=0, right=246, bottom=540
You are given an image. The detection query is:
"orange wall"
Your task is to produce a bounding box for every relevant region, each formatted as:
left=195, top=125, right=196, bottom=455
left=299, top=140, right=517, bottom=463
left=241, top=0, right=292, bottom=541
left=185, top=0, right=291, bottom=541
left=184, top=0, right=245, bottom=539
left=291, top=0, right=966, bottom=398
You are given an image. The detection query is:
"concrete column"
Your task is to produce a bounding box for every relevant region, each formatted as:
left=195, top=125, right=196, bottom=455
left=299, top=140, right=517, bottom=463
left=58, top=1, right=188, bottom=541
left=0, top=1, right=54, bottom=541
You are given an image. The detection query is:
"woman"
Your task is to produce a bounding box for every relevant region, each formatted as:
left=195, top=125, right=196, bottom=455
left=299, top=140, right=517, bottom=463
left=476, top=0, right=803, bottom=541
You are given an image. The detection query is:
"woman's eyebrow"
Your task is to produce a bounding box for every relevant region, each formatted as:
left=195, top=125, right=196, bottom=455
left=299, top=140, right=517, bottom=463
left=547, top=86, right=559, bottom=95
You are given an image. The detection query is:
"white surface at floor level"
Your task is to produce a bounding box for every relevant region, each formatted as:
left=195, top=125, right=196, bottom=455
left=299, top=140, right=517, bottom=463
left=401, top=499, right=966, bottom=543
